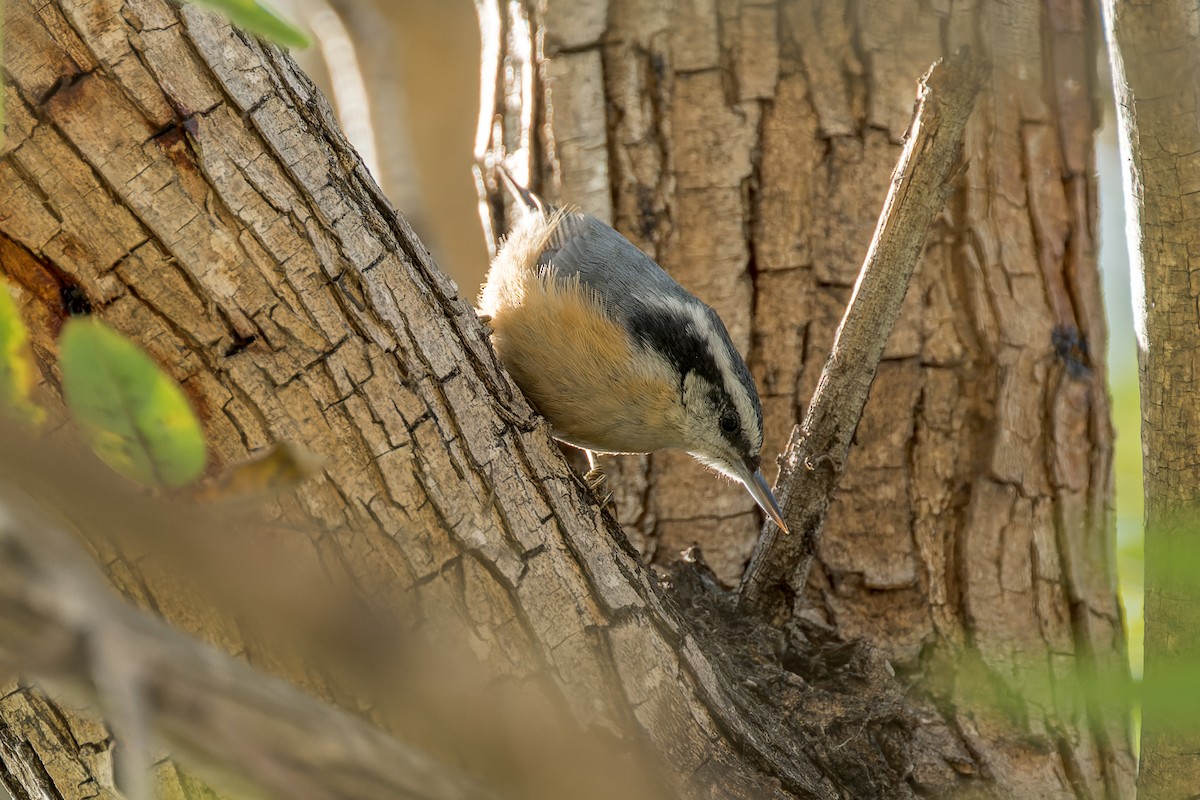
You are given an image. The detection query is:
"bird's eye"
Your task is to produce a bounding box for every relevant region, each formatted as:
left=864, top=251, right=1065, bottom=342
left=719, top=412, right=739, bottom=434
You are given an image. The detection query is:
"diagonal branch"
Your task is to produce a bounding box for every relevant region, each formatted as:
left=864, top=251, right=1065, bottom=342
left=738, top=50, right=989, bottom=620
left=0, top=479, right=500, bottom=800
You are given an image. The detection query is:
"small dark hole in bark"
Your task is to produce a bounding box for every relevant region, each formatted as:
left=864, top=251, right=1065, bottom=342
left=60, top=284, right=92, bottom=316
left=224, top=333, right=258, bottom=357
left=1051, top=324, right=1091, bottom=378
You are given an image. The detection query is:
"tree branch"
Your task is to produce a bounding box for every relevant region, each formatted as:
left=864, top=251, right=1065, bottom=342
left=0, top=478, right=500, bottom=800
left=739, top=50, right=989, bottom=619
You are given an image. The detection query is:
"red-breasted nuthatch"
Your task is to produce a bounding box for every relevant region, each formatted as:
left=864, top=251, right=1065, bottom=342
left=480, top=167, right=787, bottom=532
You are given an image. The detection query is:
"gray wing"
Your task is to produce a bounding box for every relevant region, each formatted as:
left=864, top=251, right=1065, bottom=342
left=538, top=211, right=692, bottom=329
left=538, top=209, right=761, bottom=438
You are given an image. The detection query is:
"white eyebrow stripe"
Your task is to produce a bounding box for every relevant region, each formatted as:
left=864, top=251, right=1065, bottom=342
left=649, top=294, right=763, bottom=451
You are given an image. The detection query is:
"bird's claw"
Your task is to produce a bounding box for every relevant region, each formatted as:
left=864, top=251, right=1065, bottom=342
left=582, top=466, right=615, bottom=508
left=584, top=466, right=606, bottom=494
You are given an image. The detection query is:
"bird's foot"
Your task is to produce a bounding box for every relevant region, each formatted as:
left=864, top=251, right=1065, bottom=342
left=583, top=466, right=614, bottom=508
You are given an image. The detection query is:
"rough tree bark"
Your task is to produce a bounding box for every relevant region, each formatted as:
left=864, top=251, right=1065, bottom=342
left=480, top=0, right=1135, bottom=797
left=0, top=0, right=1132, bottom=798
left=1104, top=0, right=1200, bottom=796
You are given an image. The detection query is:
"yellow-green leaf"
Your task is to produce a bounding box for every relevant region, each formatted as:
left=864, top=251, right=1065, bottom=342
left=0, top=281, right=46, bottom=428
left=60, top=319, right=206, bottom=488
left=186, top=0, right=309, bottom=49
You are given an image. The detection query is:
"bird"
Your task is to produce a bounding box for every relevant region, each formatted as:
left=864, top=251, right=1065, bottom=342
left=479, top=166, right=787, bottom=532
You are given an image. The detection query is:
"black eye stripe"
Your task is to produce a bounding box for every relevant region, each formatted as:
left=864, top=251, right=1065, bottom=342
left=627, top=301, right=764, bottom=456
left=629, top=306, right=725, bottom=391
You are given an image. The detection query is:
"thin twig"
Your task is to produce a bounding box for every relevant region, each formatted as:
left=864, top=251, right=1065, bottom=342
left=0, top=486, right=500, bottom=800
left=738, top=49, right=989, bottom=620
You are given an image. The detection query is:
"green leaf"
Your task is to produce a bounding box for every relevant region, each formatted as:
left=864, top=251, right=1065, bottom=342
left=60, top=319, right=206, bottom=488
left=0, top=281, right=46, bottom=428
left=186, top=0, right=310, bottom=49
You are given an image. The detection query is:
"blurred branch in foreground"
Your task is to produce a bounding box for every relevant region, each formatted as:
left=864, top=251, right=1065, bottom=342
left=0, top=427, right=672, bottom=800
left=0, top=464, right=499, bottom=800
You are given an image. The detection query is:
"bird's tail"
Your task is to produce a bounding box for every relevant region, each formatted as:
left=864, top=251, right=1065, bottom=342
left=496, top=164, right=550, bottom=216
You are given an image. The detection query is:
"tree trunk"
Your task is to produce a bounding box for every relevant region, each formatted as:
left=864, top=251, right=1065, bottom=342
left=1104, top=0, right=1200, bottom=796
left=481, top=0, right=1135, bottom=796
left=0, top=0, right=1132, bottom=798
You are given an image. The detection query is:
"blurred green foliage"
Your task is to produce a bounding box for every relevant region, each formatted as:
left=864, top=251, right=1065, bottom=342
left=59, top=318, right=207, bottom=489
left=186, top=0, right=309, bottom=49
left=1113, top=364, right=1144, bottom=679
left=0, top=281, right=44, bottom=427
left=950, top=642, right=1197, bottom=738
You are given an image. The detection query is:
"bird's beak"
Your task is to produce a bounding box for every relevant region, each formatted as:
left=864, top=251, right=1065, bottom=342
left=733, top=462, right=788, bottom=533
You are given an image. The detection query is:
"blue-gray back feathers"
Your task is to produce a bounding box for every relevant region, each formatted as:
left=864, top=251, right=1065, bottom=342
left=539, top=210, right=763, bottom=463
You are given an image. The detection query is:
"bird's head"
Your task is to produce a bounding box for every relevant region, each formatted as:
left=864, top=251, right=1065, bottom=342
left=629, top=298, right=788, bottom=531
